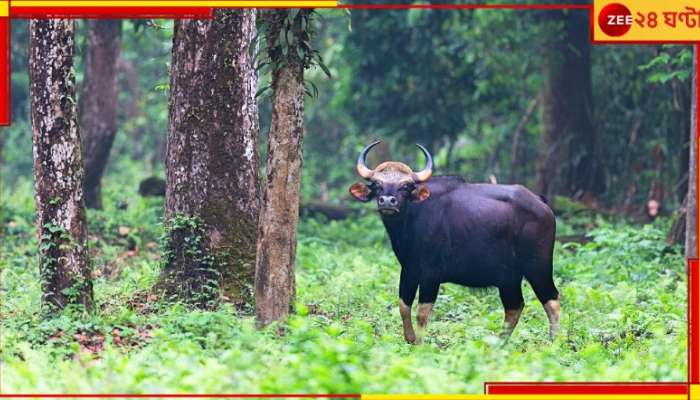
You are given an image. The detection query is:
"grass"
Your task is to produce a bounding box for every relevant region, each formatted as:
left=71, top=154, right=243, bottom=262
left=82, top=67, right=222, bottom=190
left=1, top=168, right=688, bottom=393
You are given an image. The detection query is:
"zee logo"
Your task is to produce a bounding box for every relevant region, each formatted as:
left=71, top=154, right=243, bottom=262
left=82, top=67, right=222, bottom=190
left=598, top=3, right=633, bottom=37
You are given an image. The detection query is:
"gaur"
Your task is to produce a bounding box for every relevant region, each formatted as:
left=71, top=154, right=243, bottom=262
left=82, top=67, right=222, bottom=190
left=348, top=140, right=560, bottom=343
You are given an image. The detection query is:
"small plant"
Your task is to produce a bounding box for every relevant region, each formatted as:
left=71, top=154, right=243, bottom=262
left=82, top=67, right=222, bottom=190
left=156, top=213, right=220, bottom=309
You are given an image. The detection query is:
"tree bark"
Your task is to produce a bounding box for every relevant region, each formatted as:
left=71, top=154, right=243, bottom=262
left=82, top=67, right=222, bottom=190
left=80, top=20, right=122, bottom=209
left=537, top=7, right=599, bottom=201
left=668, top=195, right=686, bottom=247
left=686, top=48, right=697, bottom=259
left=117, top=58, right=146, bottom=161
left=255, top=10, right=308, bottom=326
left=509, top=97, right=539, bottom=183
left=674, top=79, right=691, bottom=203
left=29, top=19, right=93, bottom=313
left=156, top=11, right=260, bottom=307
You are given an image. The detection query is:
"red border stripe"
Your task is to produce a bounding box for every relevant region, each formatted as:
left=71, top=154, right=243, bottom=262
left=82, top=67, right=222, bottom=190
left=338, top=3, right=589, bottom=9
left=692, top=259, right=698, bottom=383
left=0, top=16, right=8, bottom=126
left=485, top=383, right=688, bottom=395
left=10, top=6, right=212, bottom=18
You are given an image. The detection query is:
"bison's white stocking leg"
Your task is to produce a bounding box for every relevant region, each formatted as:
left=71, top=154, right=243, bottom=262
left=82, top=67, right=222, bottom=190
left=415, top=302, right=434, bottom=344
left=543, top=298, right=560, bottom=338
left=399, top=299, right=416, bottom=343
left=502, top=303, right=524, bottom=339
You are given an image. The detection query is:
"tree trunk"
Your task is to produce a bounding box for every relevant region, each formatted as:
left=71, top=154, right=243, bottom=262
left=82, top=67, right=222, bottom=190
left=29, top=19, right=93, bottom=313
left=537, top=6, right=599, bottom=201
left=117, top=58, right=146, bottom=161
left=156, top=10, right=260, bottom=307
left=686, top=48, right=697, bottom=259
left=80, top=20, right=122, bottom=209
left=668, top=195, right=686, bottom=247
left=509, top=96, right=539, bottom=183
left=255, top=10, right=308, bottom=326
left=674, top=80, right=691, bottom=203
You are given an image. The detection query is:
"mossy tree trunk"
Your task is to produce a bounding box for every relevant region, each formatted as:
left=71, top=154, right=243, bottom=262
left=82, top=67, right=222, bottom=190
left=686, top=49, right=697, bottom=259
left=80, top=20, right=122, bottom=209
left=536, top=5, right=600, bottom=202
left=255, top=10, right=309, bottom=326
left=157, top=10, right=260, bottom=307
left=29, top=19, right=93, bottom=313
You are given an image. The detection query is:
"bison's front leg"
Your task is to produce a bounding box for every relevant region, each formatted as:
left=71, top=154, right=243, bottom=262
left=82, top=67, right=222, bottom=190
left=544, top=297, right=561, bottom=338
left=415, top=280, right=439, bottom=343
left=399, top=299, right=416, bottom=343
left=399, top=270, right=419, bottom=343
left=415, top=302, right=434, bottom=343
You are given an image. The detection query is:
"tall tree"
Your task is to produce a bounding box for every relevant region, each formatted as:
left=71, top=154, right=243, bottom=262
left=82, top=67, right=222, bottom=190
left=29, top=19, right=93, bottom=312
left=255, top=10, right=311, bottom=326
left=536, top=6, right=600, bottom=201
left=686, top=49, right=697, bottom=259
left=80, top=20, right=122, bottom=209
left=156, top=11, right=260, bottom=307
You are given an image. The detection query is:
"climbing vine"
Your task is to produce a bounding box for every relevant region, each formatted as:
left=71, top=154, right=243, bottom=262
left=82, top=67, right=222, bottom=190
left=157, top=214, right=221, bottom=308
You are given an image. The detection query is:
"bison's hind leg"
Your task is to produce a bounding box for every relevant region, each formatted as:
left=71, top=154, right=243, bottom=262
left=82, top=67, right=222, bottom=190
left=498, top=276, right=524, bottom=340
left=518, top=221, right=560, bottom=339
left=523, top=264, right=560, bottom=339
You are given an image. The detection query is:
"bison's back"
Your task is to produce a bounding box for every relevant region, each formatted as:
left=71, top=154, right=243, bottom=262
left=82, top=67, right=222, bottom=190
left=406, top=178, right=555, bottom=286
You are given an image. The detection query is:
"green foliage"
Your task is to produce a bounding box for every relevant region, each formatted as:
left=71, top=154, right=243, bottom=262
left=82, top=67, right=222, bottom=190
left=296, top=9, right=690, bottom=214
left=2, top=174, right=687, bottom=391
left=256, top=9, right=331, bottom=100
left=0, top=10, right=691, bottom=393
left=639, top=46, right=692, bottom=85
left=3, top=12, right=691, bottom=215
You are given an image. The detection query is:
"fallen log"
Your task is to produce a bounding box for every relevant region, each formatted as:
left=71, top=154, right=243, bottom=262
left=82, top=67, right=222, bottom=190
left=301, top=200, right=357, bottom=221
left=556, top=234, right=592, bottom=245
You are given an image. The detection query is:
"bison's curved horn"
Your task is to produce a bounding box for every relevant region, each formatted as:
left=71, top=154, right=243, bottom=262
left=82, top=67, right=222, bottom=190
left=357, top=140, right=381, bottom=180
left=412, top=144, right=433, bottom=183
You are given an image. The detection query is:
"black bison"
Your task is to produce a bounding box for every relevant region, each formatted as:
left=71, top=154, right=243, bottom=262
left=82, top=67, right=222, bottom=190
left=349, top=140, right=560, bottom=343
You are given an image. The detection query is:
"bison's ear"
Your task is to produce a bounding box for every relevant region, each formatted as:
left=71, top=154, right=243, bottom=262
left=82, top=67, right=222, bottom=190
left=412, top=184, right=431, bottom=203
left=349, top=182, right=373, bottom=202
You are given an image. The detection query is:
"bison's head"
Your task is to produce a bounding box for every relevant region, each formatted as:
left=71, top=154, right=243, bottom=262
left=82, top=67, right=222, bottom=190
left=349, top=140, right=433, bottom=216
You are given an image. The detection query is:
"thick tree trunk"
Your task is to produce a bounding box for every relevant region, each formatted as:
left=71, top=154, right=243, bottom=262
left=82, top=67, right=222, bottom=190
left=156, top=11, right=260, bottom=307
left=29, top=19, right=93, bottom=313
left=80, top=20, right=122, bottom=209
left=537, top=7, right=599, bottom=201
left=255, top=10, right=308, bottom=326
left=686, top=49, right=697, bottom=259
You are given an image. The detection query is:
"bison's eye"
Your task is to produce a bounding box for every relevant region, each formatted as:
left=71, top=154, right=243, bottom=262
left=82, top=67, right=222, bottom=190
left=399, top=185, right=413, bottom=192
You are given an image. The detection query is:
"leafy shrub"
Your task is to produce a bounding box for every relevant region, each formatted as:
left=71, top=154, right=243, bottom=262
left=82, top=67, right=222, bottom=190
left=2, top=176, right=687, bottom=392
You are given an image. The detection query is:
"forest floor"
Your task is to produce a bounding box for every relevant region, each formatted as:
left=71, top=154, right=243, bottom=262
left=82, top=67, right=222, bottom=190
left=1, top=162, right=688, bottom=393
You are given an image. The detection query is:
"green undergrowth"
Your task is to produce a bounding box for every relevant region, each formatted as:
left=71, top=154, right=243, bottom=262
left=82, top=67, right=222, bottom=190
left=1, top=177, right=688, bottom=393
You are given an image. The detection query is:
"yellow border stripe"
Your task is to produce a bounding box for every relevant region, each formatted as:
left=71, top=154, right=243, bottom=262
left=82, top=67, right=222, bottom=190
left=691, top=384, right=700, bottom=400
left=0, top=1, right=7, bottom=16
left=11, top=0, right=336, bottom=5
left=362, top=395, right=686, bottom=400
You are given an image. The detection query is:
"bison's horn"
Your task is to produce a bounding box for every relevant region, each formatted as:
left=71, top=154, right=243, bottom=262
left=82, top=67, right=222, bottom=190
left=357, top=140, right=381, bottom=180
left=412, top=144, right=433, bottom=183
